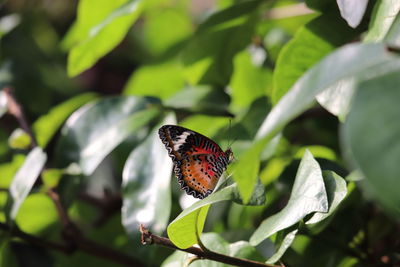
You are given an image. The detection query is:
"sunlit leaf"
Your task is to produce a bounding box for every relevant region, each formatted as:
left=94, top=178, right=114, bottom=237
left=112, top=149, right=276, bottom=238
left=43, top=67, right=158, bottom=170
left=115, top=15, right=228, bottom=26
left=337, top=0, right=368, bottom=28
left=234, top=43, right=400, bottom=202
left=122, top=114, right=175, bottom=235
left=0, top=14, right=20, bottom=39
left=15, top=193, right=58, bottom=235
left=168, top=182, right=265, bottom=249
left=123, top=60, right=185, bottom=100
left=55, top=96, right=160, bottom=176
left=250, top=150, right=328, bottom=245
left=229, top=48, right=272, bottom=112
left=33, top=92, right=98, bottom=148
left=7, top=147, right=47, bottom=220
left=67, top=0, right=145, bottom=76
left=8, top=128, right=31, bottom=149
left=266, top=229, right=298, bottom=264
left=272, top=11, right=359, bottom=104
left=0, top=90, right=7, bottom=118
left=342, top=71, right=400, bottom=217
left=364, top=0, right=400, bottom=42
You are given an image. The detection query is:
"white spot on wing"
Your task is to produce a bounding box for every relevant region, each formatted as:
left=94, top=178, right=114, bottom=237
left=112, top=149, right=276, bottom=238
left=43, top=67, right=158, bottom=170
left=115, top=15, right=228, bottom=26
left=173, top=131, right=191, bottom=151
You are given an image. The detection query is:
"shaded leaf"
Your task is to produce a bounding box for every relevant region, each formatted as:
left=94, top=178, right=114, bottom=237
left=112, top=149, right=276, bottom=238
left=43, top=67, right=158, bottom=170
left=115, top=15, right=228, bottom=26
left=342, top=71, right=400, bottom=217
left=168, top=182, right=265, bottom=249
left=364, top=0, right=400, bottom=42
left=55, top=96, right=160, bottom=176
left=7, top=147, right=47, bottom=220
left=250, top=150, right=328, bottom=245
left=122, top=115, right=175, bottom=235
left=164, top=86, right=231, bottom=117
left=33, top=92, right=98, bottom=148
left=266, top=229, right=298, bottom=264
left=67, top=0, right=145, bottom=76
left=337, top=0, right=369, bottom=28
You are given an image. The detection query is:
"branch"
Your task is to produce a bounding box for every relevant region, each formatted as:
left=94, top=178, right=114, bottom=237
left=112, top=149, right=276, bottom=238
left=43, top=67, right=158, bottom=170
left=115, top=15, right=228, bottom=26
left=140, top=225, right=281, bottom=267
left=4, top=87, right=38, bottom=147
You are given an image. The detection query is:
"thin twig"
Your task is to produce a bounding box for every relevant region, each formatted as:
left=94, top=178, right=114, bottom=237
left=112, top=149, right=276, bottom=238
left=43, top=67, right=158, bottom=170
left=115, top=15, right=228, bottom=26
left=140, top=224, right=280, bottom=267
left=4, top=87, right=38, bottom=147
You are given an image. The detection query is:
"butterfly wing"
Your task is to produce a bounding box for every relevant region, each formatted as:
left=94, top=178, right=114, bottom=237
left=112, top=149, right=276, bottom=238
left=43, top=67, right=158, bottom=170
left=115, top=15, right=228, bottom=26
left=159, top=125, right=230, bottom=199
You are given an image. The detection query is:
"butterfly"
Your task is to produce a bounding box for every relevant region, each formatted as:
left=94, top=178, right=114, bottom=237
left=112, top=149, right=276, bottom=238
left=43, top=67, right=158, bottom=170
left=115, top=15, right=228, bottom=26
left=159, top=125, right=234, bottom=199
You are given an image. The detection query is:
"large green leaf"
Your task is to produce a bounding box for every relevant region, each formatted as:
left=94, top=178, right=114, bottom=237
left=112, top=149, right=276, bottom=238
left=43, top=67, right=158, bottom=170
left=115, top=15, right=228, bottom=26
left=168, top=182, right=265, bottom=249
left=122, top=115, right=175, bottom=235
left=266, top=170, right=348, bottom=263
left=272, top=11, right=359, bottom=104
left=55, top=96, right=160, bottom=175
left=7, top=147, right=47, bottom=220
left=229, top=49, right=272, bottom=112
left=234, top=43, right=400, bottom=202
left=33, top=92, right=98, bottom=148
left=67, top=0, right=145, bottom=76
left=342, top=71, right=400, bottom=216
left=162, top=233, right=264, bottom=267
left=364, top=0, right=400, bottom=42
left=182, top=0, right=261, bottom=86
left=123, top=60, right=185, bottom=100
left=250, top=150, right=328, bottom=246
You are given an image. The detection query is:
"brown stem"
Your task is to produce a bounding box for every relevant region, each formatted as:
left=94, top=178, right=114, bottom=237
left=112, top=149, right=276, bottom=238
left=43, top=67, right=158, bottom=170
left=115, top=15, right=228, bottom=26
left=4, top=87, right=38, bottom=147
left=140, top=224, right=280, bottom=267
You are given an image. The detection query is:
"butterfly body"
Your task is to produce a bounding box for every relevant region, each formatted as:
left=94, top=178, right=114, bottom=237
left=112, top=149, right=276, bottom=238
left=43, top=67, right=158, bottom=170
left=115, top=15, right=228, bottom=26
left=159, top=125, right=233, bottom=199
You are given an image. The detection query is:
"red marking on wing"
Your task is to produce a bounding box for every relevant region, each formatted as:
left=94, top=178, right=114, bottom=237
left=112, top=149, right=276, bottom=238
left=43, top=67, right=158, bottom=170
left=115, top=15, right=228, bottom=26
left=180, top=155, right=219, bottom=196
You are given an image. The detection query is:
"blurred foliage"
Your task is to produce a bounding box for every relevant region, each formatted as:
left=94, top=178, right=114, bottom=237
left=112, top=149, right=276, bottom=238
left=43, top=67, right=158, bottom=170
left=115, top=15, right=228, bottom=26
left=0, top=0, right=399, bottom=267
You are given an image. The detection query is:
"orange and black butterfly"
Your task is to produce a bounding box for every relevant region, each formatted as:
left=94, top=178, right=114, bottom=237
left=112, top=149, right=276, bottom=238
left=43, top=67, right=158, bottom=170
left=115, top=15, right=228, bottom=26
left=159, top=125, right=233, bottom=199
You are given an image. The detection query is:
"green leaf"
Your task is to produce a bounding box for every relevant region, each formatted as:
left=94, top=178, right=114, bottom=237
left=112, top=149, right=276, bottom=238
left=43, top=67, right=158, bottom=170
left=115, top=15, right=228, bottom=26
left=272, top=11, right=359, bottom=104
left=41, top=169, right=63, bottom=189
left=306, top=171, right=347, bottom=225
left=342, top=71, right=400, bottom=217
left=364, top=0, right=400, bottom=42
left=123, top=60, right=185, bottom=100
left=266, top=229, right=298, bottom=264
left=122, top=115, right=175, bottom=235
left=7, top=147, right=47, bottom=220
left=182, top=0, right=261, bottom=86
left=305, top=0, right=337, bottom=11
left=8, top=128, right=31, bottom=149
left=385, top=12, right=400, bottom=49
left=67, top=0, right=145, bottom=76
left=229, top=48, right=272, bottom=112
left=33, top=92, right=98, bottom=148
left=337, top=0, right=369, bottom=28
left=142, top=6, right=193, bottom=55
left=162, top=233, right=264, bottom=267
left=168, top=182, right=265, bottom=249
left=315, top=77, right=356, bottom=121
left=250, top=150, right=328, bottom=245
left=164, top=86, right=231, bottom=117
left=15, top=193, right=58, bottom=235
left=234, top=43, right=400, bottom=201
left=55, top=96, right=160, bottom=176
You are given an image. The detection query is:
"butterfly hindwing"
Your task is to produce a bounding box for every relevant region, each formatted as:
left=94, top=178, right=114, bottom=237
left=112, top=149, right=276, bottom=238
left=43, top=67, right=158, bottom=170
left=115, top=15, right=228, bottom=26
left=159, top=125, right=231, bottom=199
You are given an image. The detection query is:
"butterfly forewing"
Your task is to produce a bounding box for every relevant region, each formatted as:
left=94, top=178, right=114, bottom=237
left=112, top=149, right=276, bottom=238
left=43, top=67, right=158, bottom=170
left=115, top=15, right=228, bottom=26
left=159, top=125, right=231, bottom=199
